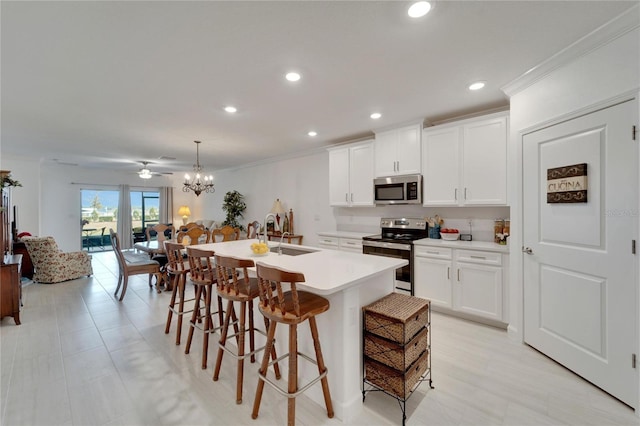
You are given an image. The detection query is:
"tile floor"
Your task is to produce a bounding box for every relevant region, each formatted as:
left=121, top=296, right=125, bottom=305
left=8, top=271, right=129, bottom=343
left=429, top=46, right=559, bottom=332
left=1, top=251, right=639, bottom=425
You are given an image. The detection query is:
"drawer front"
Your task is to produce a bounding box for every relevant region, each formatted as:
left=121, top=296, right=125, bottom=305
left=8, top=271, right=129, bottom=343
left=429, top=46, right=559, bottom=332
left=364, top=305, right=429, bottom=344
left=365, top=348, right=430, bottom=399
left=364, top=327, right=428, bottom=371
left=455, top=249, right=502, bottom=266
left=339, top=238, right=363, bottom=252
left=318, top=236, right=339, bottom=249
left=414, top=246, right=452, bottom=260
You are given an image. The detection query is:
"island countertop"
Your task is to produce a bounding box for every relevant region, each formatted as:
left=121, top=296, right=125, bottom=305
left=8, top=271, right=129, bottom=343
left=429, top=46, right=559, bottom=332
left=193, top=239, right=408, bottom=295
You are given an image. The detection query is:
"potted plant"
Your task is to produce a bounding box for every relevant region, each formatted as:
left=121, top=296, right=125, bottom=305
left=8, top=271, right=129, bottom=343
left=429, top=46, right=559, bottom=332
left=0, top=171, right=21, bottom=189
left=222, top=190, right=246, bottom=231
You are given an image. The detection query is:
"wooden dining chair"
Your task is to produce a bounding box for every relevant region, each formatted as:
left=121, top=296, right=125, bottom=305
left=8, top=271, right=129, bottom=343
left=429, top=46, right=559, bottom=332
left=177, top=227, right=211, bottom=245
left=109, top=229, right=162, bottom=301
left=246, top=221, right=261, bottom=239
left=178, top=222, right=205, bottom=233
left=212, top=225, right=241, bottom=242
left=145, top=223, right=175, bottom=242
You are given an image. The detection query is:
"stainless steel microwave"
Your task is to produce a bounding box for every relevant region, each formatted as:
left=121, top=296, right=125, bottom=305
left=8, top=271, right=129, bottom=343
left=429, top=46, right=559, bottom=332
left=374, top=174, right=422, bottom=205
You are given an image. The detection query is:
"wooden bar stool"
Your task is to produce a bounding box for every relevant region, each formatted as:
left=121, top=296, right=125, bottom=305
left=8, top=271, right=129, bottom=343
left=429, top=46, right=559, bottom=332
left=212, top=254, right=281, bottom=404
left=252, top=262, right=334, bottom=426
left=164, top=241, right=193, bottom=345
left=184, top=247, right=224, bottom=369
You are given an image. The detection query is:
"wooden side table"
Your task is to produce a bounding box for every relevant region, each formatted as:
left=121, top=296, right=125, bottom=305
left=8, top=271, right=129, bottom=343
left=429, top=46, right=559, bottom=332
left=1, top=254, right=22, bottom=325
left=266, top=233, right=303, bottom=245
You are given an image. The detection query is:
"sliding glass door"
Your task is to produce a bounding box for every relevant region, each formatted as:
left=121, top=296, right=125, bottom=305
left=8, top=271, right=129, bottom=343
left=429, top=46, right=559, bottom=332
left=130, top=190, right=160, bottom=242
left=80, top=189, right=119, bottom=251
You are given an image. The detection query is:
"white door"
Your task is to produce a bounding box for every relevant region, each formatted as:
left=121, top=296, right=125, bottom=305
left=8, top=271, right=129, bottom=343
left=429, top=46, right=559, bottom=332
left=523, top=100, right=638, bottom=408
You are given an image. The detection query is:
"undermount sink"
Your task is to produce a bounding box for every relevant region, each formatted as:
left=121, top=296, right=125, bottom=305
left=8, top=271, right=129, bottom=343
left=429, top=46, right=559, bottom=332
left=269, top=246, right=318, bottom=256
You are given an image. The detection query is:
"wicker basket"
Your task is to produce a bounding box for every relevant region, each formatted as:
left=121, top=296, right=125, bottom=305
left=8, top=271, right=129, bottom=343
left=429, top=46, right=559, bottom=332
left=365, top=349, right=430, bottom=399
left=364, top=326, right=428, bottom=371
left=363, top=293, right=430, bottom=344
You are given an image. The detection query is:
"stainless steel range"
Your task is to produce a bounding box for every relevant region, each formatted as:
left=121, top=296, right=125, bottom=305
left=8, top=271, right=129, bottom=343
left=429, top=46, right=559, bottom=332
left=362, top=218, right=428, bottom=295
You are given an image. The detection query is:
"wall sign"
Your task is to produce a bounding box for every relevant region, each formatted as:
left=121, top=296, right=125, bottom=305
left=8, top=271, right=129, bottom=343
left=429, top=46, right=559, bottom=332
left=547, top=163, right=588, bottom=203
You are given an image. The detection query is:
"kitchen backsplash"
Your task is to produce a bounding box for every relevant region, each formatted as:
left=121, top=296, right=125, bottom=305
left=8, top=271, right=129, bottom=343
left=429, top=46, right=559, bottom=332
left=334, top=205, right=510, bottom=242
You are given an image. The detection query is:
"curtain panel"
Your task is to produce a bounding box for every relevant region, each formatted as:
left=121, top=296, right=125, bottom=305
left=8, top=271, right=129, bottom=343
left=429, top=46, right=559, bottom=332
left=117, top=184, right=132, bottom=249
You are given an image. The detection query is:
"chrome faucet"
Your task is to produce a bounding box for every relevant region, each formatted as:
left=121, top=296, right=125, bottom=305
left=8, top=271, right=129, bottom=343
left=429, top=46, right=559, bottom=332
left=278, top=232, right=290, bottom=255
left=262, top=213, right=278, bottom=245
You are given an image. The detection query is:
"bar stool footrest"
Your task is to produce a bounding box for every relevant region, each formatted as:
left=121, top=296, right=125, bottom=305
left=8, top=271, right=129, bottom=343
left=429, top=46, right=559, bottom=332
left=257, top=351, right=328, bottom=398
left=218, top=328, right=270, bottom=361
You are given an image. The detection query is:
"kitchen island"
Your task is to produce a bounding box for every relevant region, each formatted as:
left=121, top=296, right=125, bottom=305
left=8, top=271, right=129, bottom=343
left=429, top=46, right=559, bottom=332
left=195, top=239, right=407, bottom=422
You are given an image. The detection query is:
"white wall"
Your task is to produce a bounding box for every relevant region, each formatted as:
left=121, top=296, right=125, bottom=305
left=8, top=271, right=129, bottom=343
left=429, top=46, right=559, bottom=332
left=505, top=8, right=639, bottom=340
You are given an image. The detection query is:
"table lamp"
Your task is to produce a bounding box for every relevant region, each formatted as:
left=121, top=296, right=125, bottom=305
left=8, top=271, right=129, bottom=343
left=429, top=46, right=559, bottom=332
left=178, top=205, right=191, bottom=225
left=270, top=199, right=285, bottom=227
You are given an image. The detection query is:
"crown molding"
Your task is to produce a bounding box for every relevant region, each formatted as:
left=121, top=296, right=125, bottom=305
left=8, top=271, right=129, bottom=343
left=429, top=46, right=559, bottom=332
left=501, top=4, right=639, bottom=98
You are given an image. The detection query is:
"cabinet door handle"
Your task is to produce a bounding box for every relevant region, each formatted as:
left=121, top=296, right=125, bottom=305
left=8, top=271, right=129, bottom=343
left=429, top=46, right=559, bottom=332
left=470, top=255, right=486, bottom=260
left=345, top=193, right=348, bottom=202
left=396, top=161, right=400, bottom=171
left=426, top=251, right=439, bottom=254
left=447, top=267, right=450, bottom=280
left=457, top=269, right=460, bottom=281
left=454, top=188, right=458, bottom=201
left=464, top=187, right=468, bottom=200
left=351, top=193, right=353, bottom=202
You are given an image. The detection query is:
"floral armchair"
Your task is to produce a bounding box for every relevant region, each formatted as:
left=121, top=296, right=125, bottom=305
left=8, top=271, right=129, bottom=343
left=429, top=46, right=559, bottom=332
left=23, top=236, right=93, bottom=283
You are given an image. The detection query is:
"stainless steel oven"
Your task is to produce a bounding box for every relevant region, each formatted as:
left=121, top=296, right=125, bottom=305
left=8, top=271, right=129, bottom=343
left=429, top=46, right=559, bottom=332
left=362, top=240, right=413, bottom=294
left=361, top=218, right=428, bottom=295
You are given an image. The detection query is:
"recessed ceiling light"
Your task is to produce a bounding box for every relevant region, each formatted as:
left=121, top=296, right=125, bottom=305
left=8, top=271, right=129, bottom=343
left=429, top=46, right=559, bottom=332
left=285, top=72, right=301, bottom=82
left=224, top=106, right=237, bottom=113
left=408, top=1, right=431, bottom=18
left=468, top=81, right=486, bottom=91
left=308, top=131, right=318, bottom=137
left=370, top=112, right=382, bottom=119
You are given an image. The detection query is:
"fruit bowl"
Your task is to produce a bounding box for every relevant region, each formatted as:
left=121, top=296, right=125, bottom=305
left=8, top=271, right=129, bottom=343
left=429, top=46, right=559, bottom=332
left=440, top=228, right=460, bottom=241
left=440, top=232, right=459, bottom=241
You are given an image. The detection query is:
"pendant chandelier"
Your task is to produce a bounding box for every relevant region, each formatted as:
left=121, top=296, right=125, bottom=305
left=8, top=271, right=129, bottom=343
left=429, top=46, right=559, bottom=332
left=183, top=140, right=215, bottom=196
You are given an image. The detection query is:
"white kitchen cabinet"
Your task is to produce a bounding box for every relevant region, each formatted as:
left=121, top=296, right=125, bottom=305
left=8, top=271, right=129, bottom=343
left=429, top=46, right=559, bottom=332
left=317, top=233, right=365, bottom=253
left=328, top=141, right=374, bottom=207
left=318, top=235, right=340, bottom=250
left=414, top=243, right=505, bottom=323
left=374, top=124, right=422, bottom=177
left=454, top=249, right=503, bottom=321
left=422, top=112, right=508, bottom=206
left=339, top=237, right=363, bottom=253
left=414, top=247, right=453, bottom=309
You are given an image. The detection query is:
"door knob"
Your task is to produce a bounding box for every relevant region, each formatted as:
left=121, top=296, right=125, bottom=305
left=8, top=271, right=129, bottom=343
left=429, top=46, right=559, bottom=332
left=522, top=247, right=533, bottom=255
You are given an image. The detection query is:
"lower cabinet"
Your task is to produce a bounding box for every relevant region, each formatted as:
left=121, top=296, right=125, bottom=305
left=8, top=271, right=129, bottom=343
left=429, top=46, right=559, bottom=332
left=414, top=245, right=505, bottom=322
left=317, top=234, right=364, bottom=253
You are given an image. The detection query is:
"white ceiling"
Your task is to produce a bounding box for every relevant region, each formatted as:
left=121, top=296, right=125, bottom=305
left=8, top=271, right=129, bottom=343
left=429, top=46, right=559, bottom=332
left=1, top=1, right=635, bottom=176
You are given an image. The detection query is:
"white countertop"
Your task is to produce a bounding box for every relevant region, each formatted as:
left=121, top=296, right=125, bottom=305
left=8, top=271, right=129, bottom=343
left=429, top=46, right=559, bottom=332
left=413, top=237, right=509, bottom=253
left=317, top=231, right=372, bottom=239
left=193, top=239, right=407, bottom=295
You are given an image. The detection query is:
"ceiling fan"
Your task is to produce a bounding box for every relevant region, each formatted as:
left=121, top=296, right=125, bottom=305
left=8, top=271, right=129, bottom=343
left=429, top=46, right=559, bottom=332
left=137, top=161, right=172, bottom=179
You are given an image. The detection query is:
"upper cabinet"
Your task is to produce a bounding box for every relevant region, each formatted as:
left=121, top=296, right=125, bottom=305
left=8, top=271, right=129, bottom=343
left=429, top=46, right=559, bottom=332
left=328, top=140, right=375, bottom=207
left=422, top=112, right=508, bottom=206
left=374, top=123, right=422, bottom=177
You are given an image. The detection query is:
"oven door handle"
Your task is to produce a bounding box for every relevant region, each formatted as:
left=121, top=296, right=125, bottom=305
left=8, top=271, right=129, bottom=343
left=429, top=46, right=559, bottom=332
left=362, top=240, right=412, bottom=251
